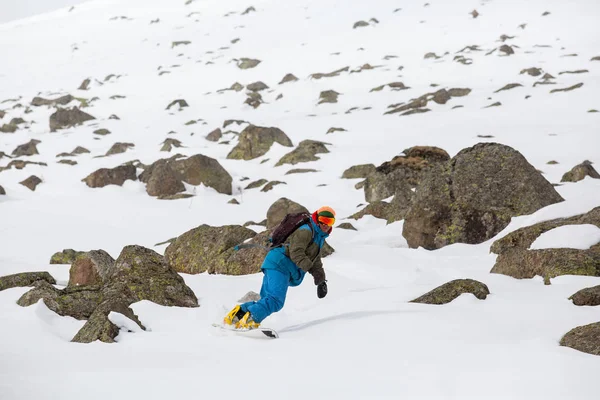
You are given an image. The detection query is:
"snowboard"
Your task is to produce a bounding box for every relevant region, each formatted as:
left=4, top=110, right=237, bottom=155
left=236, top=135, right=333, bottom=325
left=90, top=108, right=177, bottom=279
left=212, top=323, right=279, bottom=339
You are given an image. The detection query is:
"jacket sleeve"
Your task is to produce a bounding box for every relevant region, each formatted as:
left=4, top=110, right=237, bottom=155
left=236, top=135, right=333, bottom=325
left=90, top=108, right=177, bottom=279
left=288, top=228, right=315, bottom=273
left=309, top=256, right=326, bottom=285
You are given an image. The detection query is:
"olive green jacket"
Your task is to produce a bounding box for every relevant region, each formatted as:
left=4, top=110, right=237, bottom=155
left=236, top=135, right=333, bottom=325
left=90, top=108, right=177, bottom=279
left=283, top=226, right=326, bottom=285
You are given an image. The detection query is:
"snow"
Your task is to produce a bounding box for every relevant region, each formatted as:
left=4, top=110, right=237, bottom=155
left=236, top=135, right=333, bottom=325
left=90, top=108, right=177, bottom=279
left=1, top=0, right=600, bottom=399
left=530, top=224, right=600, bottom=250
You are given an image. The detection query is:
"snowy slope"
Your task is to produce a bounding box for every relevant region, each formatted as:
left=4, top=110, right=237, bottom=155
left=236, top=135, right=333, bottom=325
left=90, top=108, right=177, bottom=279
left=1, top=0, right=600, bottom=399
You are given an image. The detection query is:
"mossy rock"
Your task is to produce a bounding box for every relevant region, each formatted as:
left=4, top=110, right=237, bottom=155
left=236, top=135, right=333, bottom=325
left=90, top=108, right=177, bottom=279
left=50, top=249, right=84, bottom=264
left=227, top=125, right=293, bottom=160
left=17, top=281, right=104, bottom=320
left=569, top=285, right=600, bottom=306
left=490, top=207, right=600, bottom=281
left=342, top=164, right=376, bottom=179
left=165, top=225, right=257, bottom=274
left=237, top=58, right=261, bottom=69
left=560, top=322, right=600, bottom=356
left=318, top=90, right=340, bottom=104
left=0, top=272, right=56, bottom=292
left=410, top=279, right=490, bottom=304
left=275, top=140, right=330, bottom=166
left=350, top=201, right=391, bottom=221
left=403, top=143, right=564, bottom=249
left=561, top=161, right=600, bottom=182
left=111, top=245, right=198, bottom=307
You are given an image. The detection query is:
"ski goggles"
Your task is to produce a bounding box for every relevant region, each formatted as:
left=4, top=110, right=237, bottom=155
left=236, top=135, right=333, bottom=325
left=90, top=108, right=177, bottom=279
left=317, top=215, right=335, bottom=227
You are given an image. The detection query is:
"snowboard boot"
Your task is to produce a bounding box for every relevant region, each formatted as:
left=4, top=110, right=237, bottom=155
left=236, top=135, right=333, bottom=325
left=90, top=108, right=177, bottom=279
left=223, top=305, right=246, bottom=327
left=236, top=312, right=260, bottom=330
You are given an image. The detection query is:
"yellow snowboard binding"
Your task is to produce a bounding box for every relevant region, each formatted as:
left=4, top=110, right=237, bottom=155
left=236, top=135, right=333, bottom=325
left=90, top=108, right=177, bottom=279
left=237, top=312, right=260, bottom=330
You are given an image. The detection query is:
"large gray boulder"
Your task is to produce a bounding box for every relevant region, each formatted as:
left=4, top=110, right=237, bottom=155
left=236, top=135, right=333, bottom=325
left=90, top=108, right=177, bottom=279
left=49, top=107, right=95, bottom=132
left=266, top=198, right=309, bottom=229
left=490, top=207, right=600, bottom=282
left=227, top=125, right=293, bottom=160
left=403, top=143, right=564, bottom=249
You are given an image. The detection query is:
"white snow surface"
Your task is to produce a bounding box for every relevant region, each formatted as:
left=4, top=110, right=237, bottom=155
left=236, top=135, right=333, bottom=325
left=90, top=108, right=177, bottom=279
left=1, top=0, right=600, bottom=399
left=530, top=224, right=600, bottom=250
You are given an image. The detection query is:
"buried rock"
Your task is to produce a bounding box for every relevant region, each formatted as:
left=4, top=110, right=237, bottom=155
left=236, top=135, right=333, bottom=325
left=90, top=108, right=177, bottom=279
left=275, top=140, right=330, bottom=166
left=82, top=164, right=137, bottom=188
left=19, top=175, right=42, bottom=191
left=569, top=285, right=600, bottom=306
left=403, top=143, right=564, bottom=250
left=490, top=207, right=600, bottom=282
left=318, top=90, right=340, bottom=104
left=560, top=322, right=600, bottom=356
left=410, top=279, right=490, bottom=304
left=561, top=161, right=600, bottom=182
left=72, top=299, right=145, bottom=344
left=12, top=140, right=41, bottom=157
left=227, top=125, right=293, bottom=160
left=31, top=94, right=75, bottom=107
left=0, top=272, right=56, bottom=292
left=49, top=107, right=95, bottom=132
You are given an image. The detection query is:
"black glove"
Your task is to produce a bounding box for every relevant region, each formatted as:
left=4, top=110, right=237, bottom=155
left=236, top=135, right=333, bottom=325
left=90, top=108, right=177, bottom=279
left=317, top=281, right=328, bottom=299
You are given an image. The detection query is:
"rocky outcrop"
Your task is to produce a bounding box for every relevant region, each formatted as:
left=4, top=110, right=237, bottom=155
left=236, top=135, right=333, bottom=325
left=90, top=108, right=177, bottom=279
left=0, top=272, right=56, bottom=291
left=275, top=140, right=330, bottom=166
left=490, top=207, right=600, bottom=282
left=560, top=322, right=600, bottom=356
left=17, top=245, right=198, bottom=343
left=403, top=143, right=564, bottom=249
left=561, top=161, right=600, bottom=182
left=227, top=125, right=293, bottom=160
left=49, top=107, right=95, bottom=132
left=410, top=279, right=490, bottom=304
left=82, top=164, right=137, bottom=188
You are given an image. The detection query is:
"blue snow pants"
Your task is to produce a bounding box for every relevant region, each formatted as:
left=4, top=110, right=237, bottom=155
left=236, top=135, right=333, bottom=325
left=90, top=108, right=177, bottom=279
left=240, top=247, right=306, bottom=323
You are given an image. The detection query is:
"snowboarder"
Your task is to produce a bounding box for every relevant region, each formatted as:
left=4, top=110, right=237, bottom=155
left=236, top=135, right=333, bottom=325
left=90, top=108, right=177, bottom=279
left=223, top=206, right=336, bottom=329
